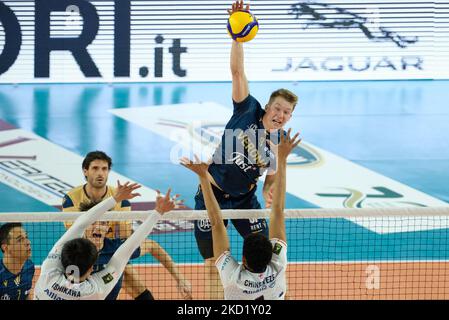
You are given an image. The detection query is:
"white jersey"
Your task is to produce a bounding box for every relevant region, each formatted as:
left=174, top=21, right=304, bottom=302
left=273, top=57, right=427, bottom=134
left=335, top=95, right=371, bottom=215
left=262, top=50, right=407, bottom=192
left=33, top=262, right=120, bottom=300
left=34, top=197, right=162, bottom=300
left=215, top=239, right=287, bottom=300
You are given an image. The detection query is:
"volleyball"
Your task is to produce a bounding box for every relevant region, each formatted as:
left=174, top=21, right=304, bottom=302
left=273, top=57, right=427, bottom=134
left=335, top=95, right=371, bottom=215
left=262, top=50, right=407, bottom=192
left=227, top=11, right=259, bottom=43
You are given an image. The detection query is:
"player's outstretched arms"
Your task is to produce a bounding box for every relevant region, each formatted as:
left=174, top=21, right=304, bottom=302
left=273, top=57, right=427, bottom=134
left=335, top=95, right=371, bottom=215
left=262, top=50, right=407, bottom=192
left=269, top=129, right=301, bottom=242
left=180, top=156, right=230, bottom=257
left=229, top=1, right=250, bottom=103
left=106, top=189, right=175, bottom=279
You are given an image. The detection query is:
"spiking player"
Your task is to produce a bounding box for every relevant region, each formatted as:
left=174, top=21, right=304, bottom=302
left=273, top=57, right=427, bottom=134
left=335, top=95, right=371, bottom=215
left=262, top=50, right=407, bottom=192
left=182, top=129, right=301, bottom=300
left=192, top=0, right=299, bottom=299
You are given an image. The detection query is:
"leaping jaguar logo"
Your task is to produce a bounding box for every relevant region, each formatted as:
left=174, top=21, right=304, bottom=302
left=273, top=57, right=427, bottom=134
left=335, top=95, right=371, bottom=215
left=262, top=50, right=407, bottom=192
left=289, top=2, right=418, bottom=48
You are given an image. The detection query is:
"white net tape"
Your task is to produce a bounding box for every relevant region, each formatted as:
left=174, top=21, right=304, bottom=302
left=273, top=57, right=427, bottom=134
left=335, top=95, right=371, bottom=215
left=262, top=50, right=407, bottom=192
left=1, top=206, right=449, bottom=222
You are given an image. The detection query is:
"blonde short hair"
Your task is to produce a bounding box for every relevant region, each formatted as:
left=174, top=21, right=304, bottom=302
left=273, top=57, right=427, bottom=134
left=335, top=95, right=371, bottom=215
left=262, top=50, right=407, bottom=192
left=268, top=89, right=298, bottom=111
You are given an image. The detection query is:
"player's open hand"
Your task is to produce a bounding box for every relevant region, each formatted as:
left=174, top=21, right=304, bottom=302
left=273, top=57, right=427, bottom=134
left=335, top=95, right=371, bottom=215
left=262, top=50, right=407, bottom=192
left=155, top=188, right=178, bottom=214
left=113, top=181, right=141, bottom=202
left=278, top=128, right=301, bottom=160
left=180, top=155, right=209, bottom=178
left=227, top=0, right=250, bottom=15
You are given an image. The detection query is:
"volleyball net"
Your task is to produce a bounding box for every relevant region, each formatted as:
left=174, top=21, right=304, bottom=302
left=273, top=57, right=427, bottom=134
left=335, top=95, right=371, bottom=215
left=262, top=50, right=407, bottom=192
left=1, top=206, right=449, bottom=300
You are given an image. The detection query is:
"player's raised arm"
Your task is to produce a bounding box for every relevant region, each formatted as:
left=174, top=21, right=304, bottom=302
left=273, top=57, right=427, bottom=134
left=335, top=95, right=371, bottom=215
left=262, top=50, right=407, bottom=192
left=106, top=189, right=175, bottom=277
left=268, top=129, right=301, bottom=242
left=229, top=1, right=250, bottom=103
left=180, top=156, right=230, bottom=258
left=52, top=181, right=141, bottom=252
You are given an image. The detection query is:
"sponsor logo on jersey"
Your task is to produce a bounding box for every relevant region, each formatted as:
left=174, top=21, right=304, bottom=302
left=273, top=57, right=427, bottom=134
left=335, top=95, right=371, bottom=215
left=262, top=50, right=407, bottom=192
left=102, top=273, right=114, bottom=284
left=13, top=275, right=21, bottom=286
left=273, top=243, right=282, bottom=255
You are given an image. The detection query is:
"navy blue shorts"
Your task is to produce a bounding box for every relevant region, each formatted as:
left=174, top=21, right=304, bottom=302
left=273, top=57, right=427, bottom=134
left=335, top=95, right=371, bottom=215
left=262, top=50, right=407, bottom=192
left=194, top=184, right=269, bottom=259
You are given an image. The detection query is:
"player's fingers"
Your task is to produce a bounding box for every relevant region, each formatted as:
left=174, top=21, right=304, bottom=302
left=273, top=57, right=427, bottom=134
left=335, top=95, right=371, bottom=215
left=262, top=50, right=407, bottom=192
left=194, top=154, right=201, bottom=163
left=291, top=132, right=300, bottom=143
left=165, top=188, right=172, bottom=200
left=293, top=138, right=302, bottom=148
left=172, top=196, right=181, bottom=204
left=179, top=161, right=189, bottom=169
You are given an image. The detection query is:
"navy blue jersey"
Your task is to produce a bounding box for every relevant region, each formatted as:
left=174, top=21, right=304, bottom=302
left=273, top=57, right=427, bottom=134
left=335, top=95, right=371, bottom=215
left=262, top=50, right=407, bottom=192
left=209, top=95, right=281, bottom=197
left=0, top=259, right=35, bottom=300
left=92, top=238, right=141, bottom=300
